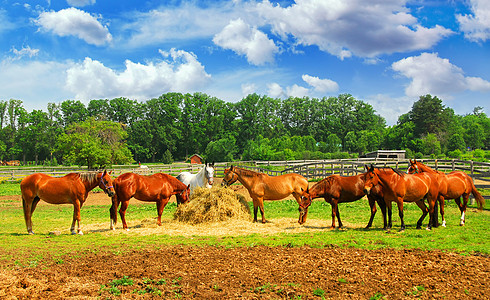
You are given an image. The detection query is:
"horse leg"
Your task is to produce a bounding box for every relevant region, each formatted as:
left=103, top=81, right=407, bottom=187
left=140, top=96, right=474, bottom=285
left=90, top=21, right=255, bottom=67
left=22, top=196, right=36, bottom=235
left=365, top=196, right=377, bottom=229
left=156, top=198, right=170, bottom=226
left=110, top=195, right=119, bottom=230
left=454, top=197, right=465, bottom=226
left=71, top=200, right=82, bottom=235
left=252, top=198, right=259, bottom=223
left=336, top=204, right=343, bottom=228
left=386, top=202, right=393, bottom=230
left=378, top=199, right=388, bottom=230
left=439, top=196, right=446, bottom=227
left=119, top=200, right=130, bottom=230
left=258, top=197, right=266, bottom=223
left=461, top=194, right=470, bottom=226
left=395, top=199, right=405, bottom=232
left=414, top=201, right=428, bottom=230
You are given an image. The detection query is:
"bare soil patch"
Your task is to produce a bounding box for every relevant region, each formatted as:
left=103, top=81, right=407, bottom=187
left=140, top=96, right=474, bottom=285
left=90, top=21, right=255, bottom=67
left=1, top=246, right=488, bottom=299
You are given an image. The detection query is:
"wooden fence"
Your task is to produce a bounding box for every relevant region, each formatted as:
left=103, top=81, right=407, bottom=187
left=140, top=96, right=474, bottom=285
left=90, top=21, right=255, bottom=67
left=1, top=158, right=489, bottom=199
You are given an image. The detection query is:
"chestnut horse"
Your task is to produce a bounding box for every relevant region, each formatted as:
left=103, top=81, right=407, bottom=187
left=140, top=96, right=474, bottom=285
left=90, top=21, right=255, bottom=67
left=299, top=169, right=387, bottom=229
left=408, top=159, right=484, bottom=226
left=363, top=165, right=440, bottom=231
left=110, top=172, right=190, bottom=230
left=222, top=166, right=309, bottom=224
left=20, top=170, right=115, bottom=235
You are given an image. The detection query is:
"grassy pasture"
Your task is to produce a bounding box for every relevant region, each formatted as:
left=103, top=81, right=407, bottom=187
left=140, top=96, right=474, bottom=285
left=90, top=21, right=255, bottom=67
left=0, top=182, right=488, bottom=268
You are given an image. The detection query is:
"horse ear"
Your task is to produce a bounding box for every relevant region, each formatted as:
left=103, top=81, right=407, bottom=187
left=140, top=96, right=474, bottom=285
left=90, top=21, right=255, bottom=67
left=364, top=165, right=369, bottom=171
left=369, top=164, right=374, bottom=172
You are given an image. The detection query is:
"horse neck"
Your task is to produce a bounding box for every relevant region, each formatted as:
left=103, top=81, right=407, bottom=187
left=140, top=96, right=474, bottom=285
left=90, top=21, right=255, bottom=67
left=235, top=168, right=257, bottom=190
left=417, top=163, right=436, bottom=173
left=80, top=173, right=100, bottom=192
left=196, top=167, right=207, bottom=183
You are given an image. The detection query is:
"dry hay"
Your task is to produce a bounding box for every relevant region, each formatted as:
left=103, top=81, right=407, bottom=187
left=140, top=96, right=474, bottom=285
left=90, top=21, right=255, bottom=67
left=174, top=186, right=251, bottom=224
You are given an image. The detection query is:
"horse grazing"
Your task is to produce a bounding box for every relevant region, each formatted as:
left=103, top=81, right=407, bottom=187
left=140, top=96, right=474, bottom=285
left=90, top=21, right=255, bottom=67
left=363, top=165, right=440, bottom=231
left=176, top=162, right=214, bottom=194
left=299, top=169, right=386, bottom=229
left=222, top=166, right=309, bottom=224
left=20, top=170, right=115, bottom=235
left=110, top=172, right=190, bottom=230
left=408, top=159, right=484, bottom=226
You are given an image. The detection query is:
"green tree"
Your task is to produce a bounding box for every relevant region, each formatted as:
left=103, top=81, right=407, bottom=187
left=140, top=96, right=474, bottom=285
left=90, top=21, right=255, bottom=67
left=421, top=133, right=441, bottom=156
left=57, top=118, right=133, bottom=168
left=408, top=94, right=451, bottom=138
left=205, top=135, right=237, bottom=162
left=446, top=133, right=466, bottom=152
left=61, top=100, right=88, bottom=126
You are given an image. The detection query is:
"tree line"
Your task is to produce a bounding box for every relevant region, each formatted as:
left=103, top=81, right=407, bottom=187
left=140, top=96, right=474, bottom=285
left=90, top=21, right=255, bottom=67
left=0, top=93, right=488, bottom=168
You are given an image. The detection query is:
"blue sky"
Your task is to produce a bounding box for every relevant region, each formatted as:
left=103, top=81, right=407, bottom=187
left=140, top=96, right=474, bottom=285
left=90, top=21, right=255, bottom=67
left=0, top=0, right=489, bottom=125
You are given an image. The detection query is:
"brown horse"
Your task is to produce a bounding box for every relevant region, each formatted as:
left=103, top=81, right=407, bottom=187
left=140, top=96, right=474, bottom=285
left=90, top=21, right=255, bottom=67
left=363, top=165, right=440, bottom=231
left=299, top=169, right=387, bottom=229
left=20, top=170, right=115, bottom=235
left=110, top=172, right=190, bottom=230
left=222, top=166, right=309, bottom=224
left=408, top=159, right=484, bottom=226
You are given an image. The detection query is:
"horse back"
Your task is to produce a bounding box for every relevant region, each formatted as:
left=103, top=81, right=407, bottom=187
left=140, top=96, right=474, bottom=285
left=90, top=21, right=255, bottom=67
left=258, top=173, right=308, bottom=200
left=21, top=173, right=84, bottom=204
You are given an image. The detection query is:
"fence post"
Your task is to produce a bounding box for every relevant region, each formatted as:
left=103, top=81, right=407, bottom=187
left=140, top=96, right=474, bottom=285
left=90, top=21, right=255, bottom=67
left=452, top=159, right=455, bottom=171
left=435, top=159, right=438, bottom=171
left=470, top=161, right=474, bottom=176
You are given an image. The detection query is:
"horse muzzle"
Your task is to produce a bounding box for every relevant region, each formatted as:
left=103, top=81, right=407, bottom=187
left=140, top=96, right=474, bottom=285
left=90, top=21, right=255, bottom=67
left=363, top=187, right=371, bottom=195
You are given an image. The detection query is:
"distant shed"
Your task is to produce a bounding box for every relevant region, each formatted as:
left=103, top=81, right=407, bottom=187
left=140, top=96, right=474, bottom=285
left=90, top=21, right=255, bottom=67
left=362, top=150, right=406, bottom=160
left=190, top=154, right=204, bottom=164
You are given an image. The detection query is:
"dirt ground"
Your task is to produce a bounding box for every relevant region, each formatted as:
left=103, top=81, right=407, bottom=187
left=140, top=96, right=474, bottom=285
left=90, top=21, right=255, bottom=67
left=0, top=245, right=488, bottom=299
left=1, top=181, right=489, bottom=299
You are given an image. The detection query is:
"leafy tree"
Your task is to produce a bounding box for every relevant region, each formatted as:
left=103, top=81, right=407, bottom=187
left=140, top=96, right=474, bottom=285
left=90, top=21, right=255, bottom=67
left=462, top=114, right=486, bottom=150
left=421, top=133, right=441, bottom=156
left=57, top=117, right=133, bottom=168
left=162, top=149, right=173, bottom=164
left=61, top=100, right=88, bottom=126
left=408, top=94, right=452, bottom=138
left=0, top=100, right=7, bottom=128
left=447, top=133, right=466, bottom=152
left=205, top=135, right=237, bottom=162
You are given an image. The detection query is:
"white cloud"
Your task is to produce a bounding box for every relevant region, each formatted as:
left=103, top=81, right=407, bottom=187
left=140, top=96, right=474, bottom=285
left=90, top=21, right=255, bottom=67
left=391, top=52, right=490, bottom=97
left=67, top=0, right=96, bottom=7
left=241, top=83, right=256, bottom=96
left=267, top=83, right=285, bottom=98
left=366, top=94, right=413, bottom=126
left=256, top=0, right=453, bottom=58
left=457, top=0, right=490, bottom=42
left=66, top=49, right=211, bottom=101
left=286, top=84, right=309, bottom=98
left=36, top=7, right=112, bottom=46
left=213, top=18, right=279, bottom=65
left=302, top=74, right=339, bottom=93
left=124, top=2, right=257, bottom=48
left=0, top=59, right=74, bottom=111
left=0, top=9, right=16, bottom=35
left=10, top=46, right=39, bottom=60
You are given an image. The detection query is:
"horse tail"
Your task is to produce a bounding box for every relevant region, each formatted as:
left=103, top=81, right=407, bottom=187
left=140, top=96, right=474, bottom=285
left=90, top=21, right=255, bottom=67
left=470, top=180, right=485, bottom=211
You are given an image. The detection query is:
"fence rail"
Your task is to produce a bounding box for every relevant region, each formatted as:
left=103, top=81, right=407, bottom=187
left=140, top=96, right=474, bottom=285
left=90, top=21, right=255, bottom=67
left=2, top=159, right=489, bottom=199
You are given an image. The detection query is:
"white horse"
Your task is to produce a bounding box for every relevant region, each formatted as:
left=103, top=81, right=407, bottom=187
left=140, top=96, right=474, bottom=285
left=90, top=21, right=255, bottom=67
left=176, top=162, right=214, bottom=194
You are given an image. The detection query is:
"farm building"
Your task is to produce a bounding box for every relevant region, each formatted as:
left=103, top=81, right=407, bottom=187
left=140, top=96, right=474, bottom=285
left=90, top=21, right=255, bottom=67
left=189, top=154, right=204, bottom=164
left=361, top=150, right=406, bottom=160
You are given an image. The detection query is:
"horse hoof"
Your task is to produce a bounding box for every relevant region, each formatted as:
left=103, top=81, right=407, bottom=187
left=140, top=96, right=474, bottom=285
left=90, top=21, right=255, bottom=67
left=78, top=231, right=84, bottom=235
left=28, top=231, right=34, bottom=235
left=425, top=227, right=431, bottom=231
left=416, top=226, right=422, bottom=230
left=71, top=231, right=77, bottom=235
left=441, top=221, right=446, bottom=227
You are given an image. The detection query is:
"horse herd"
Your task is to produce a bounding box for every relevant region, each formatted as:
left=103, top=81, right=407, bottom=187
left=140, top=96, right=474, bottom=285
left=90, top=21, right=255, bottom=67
left=19, top=160, right=484, bottom=235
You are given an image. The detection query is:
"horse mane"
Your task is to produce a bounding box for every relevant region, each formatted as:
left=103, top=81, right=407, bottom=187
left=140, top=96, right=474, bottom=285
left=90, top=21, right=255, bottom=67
left=235, top=167, right=261, bottom=178
left=78, top=172, right=99, bottom=183
left=376, top=167, right=405, bottom=177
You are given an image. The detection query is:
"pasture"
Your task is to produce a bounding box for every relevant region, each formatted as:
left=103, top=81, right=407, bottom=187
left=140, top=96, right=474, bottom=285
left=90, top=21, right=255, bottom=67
left=0, top=181, right=488, bottom=299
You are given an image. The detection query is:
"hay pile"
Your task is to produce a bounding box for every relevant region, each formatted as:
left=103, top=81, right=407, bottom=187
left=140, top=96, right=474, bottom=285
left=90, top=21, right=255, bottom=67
left=174, top=186, right=251, bottom=224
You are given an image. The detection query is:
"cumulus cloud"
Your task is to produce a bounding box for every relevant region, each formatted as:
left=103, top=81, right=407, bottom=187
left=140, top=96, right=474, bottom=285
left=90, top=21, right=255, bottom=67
left=36, top=7, right=112, bottom=46
left=213, top=18, right=279, bottom=65
left=457, top=0, right=490, bottom=42
left=0, top=59, right=74, bottom=110
left=66, top=49, right=211, bottom=101
left=302, top=74, right=339, bottom=93
left=67, top=0, right=96, bottom=7
left=286, top=84, right=309, bottom=98
left=267, top=82, right=285, bottom=98
left=391, top=52, right=490, bottom=97
left=256, top=0, right=453, bottom=58
left=241, top=83, right=257, bottom=96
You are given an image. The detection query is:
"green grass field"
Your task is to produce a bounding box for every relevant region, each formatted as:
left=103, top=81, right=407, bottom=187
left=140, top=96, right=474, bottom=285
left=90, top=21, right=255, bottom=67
left=0, top=182, right=488, bottom=267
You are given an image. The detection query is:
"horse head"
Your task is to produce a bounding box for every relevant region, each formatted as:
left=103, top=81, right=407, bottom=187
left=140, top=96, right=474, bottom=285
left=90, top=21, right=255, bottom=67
left=362, top=164, right=379, bottom=195
left=177, top=184, right=191, bottom=205
left=222, top=165, right=238, bottom=186
left=407, top=159, right=419, bottom=174
left=204, top=162, right=215, bottom=186
left=99, top=170, right=115, bottom=197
